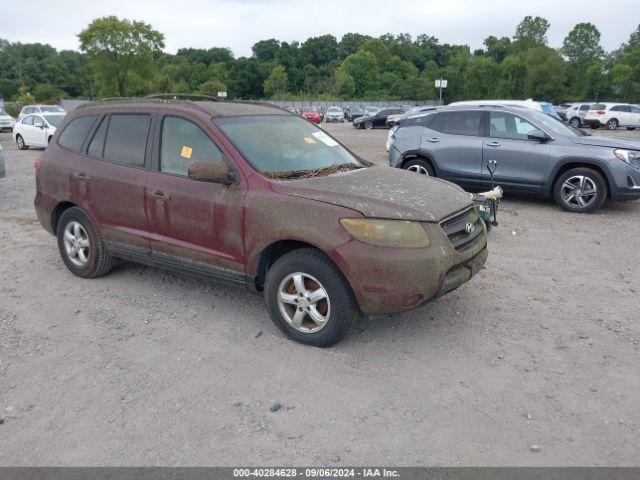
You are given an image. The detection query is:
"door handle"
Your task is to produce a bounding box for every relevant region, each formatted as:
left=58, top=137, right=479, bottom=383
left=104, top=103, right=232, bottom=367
left=148, top=190, right=171, bottom=201
left=74, top=173, right=88, bottom=180
left=426, top=137, right=439, bottom=143
left=487, top=141, right=501, bottom=147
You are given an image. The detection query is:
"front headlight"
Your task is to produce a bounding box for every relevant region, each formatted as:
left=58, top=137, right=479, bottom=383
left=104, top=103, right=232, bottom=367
left=339, top=218, right=430, bottom=248
left=614, top=149, right=640, bottom=169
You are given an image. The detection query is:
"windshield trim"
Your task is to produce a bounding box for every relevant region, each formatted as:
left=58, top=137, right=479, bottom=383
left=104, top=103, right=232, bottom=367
left=212, top=114, right=370, bottom=179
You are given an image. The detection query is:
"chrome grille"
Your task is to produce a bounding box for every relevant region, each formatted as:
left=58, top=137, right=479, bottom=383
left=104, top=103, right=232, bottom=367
left=440, top=207, right=485, bottom=252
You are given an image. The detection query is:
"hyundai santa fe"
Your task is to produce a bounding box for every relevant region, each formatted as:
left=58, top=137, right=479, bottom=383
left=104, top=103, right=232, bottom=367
left=388, top=105, right=640, bottom=213
left=35, top=99, right=488, bottom=346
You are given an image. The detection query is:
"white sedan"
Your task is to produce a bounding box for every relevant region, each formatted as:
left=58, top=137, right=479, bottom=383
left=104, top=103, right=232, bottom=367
left=0, top=107, right=16, bottom=131
left=13, top=113, right=65, bottom=149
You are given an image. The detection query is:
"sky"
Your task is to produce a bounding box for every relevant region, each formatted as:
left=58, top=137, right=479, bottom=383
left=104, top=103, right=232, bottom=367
left=0, top=0, right=638, bottom=57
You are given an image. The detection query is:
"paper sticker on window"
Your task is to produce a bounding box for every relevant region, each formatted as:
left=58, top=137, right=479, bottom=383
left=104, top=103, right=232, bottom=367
left=303, top=137, right=316, bottom=144
left=311, top=131, right=338, bottom=147
left=181, top=146, right=193, bottom=159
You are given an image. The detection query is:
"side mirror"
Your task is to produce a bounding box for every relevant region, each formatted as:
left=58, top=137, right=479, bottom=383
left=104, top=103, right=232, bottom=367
left=187, top=159, right=234, bottom=184
left=527, top=129, right=550, bottom=142
left=35, top=122, right=45, bottom=129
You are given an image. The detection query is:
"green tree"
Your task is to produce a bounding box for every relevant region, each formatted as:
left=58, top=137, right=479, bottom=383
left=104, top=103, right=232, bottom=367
left=563, top=23, right=604, bottom=65
left=33, top=83, right=61, bottom=102
left=252, top=39, right=280, bottom=62
left=584, top=61, right=609, bottom=100
left=339, top=50, right=378, bottom=97
left=513, top=16, right=550, bottom=50
left=610, top=63, right=636, bottom=101
left=263, top=65, right=288, bottom=98
left=78, top=16, right=165, bottom=96
left=464, top=56, right=500, bottom=98
left=199, top=79, right=228, bottom=97
left=483, top=36, right=512, bottom=63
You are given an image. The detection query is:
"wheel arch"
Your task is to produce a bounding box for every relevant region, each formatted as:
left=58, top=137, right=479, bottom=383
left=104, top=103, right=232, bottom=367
left=51, top=201, right=77, bottom=233
left=254, top=239, right=328, bottom=291
left=399, top=150, right=438, bottom=175
left=548, top=160, right=612, bottom=199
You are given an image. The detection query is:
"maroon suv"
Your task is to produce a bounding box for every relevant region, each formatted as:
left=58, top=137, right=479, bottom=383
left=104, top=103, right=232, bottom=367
left=35, top=99, right=488, bottom=346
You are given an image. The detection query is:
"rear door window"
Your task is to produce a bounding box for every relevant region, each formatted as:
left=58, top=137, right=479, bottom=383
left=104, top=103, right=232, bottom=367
left=441, top=111, right=482, bottom=136
left=57, top=115, right=97, bottom=152
left=611, top=105, right=630, bottom=112
left=103, top=114, right=151, bottom=167
left=160, top=116, right=222, bottom=176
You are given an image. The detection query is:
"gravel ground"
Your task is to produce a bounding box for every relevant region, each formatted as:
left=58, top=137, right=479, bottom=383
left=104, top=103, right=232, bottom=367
left=0, top=123, right=639, bottom=466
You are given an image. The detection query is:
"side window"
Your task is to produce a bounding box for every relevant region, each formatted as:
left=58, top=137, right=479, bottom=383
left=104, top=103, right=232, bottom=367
left=441, top=111, right=482, bottom=136
left=86, top=116, right=108, bottom=158
left=160, top=116, right=222, bottom=176
left=489, top=112, right=538, bottom=140
left=429, top=113, right=444, bottom=132
left=23, top=115, right=34, bottom=125
left=631, top=106, right=640, bottom=114
left=103, top=114, right=151, bottom=167
left=579, top=105, right=590, bottom=111
left=611, top=105, right=629, bottom=112
left=24, top=107, right=34, bottom=115
left=33, top=116, right=45, bottom=127
left=58, top=115, right=97, bottom=153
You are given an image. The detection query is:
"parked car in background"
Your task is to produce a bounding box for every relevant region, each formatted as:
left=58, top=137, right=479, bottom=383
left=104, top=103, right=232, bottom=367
left=564, top=103, right=592, bottom=128
left=583, top=103, right=640, bottom=130
left=13, top=113, right=66, bottom=149
left=386, top=106, right=438, bottom=128
left=363, top=106, right=381, bottom=117
left=0, top=143, right=5, bottom=179
left=299, top=106, right=321, bottom=123
left=344, top=105, right=364, bottom=122
left=34, top=99, right=488, bottom=347
left=354, top=107, right=404, bottom=129
left=325, top=106, right=345, bottom=123
left=17, top=104, right=66, bottom=121
left=555, top=103, right=575, bottom=121
left=0, top=107, right=16, bottom=131
left=449, top=99, right=562, bottom=120
left=389, top=105, right=640, bottom=213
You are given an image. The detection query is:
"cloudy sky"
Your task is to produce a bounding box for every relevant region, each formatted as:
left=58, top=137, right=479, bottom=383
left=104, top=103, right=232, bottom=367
left=1, top=0, right=637, bottom=56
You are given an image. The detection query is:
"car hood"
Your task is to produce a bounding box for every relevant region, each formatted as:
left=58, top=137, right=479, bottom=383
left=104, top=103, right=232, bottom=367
left=270, top=167, right=471, bottom=222
left=569, top=135, right=640, bottom=150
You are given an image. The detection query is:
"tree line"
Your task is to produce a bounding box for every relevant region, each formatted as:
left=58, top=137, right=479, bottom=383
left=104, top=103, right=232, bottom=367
left=1, top=15, right=639, bottom=106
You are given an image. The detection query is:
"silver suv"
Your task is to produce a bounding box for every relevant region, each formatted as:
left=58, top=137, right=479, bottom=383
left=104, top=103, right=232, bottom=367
left=389, top=105, right=640, bottom=213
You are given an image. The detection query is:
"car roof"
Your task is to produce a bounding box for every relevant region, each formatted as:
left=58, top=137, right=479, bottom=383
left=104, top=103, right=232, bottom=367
left=76, top=98, right=291, bottom=117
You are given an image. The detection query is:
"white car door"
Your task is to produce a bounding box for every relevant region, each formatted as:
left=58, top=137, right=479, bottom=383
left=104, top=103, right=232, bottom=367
left=31, top=115, right=49, bottom=147
left=629, top=106, right=640, bottom=129
left=19, top=115, right=36, bottom=144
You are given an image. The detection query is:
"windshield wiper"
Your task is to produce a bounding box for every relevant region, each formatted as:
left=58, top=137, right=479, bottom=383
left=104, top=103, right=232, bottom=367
left=265, top=163, right=365, bottom=180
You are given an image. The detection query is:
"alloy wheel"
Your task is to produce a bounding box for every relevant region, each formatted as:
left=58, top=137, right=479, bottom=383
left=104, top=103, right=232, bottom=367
left=16, top=136, right=24, bottom=149
left=277, top=272, right=330, bottom=333
left=62, top=221, right=91, bottom=267
left=407, top=165, right=430, bottom=175
left=560, top=175, right=598, bottom=209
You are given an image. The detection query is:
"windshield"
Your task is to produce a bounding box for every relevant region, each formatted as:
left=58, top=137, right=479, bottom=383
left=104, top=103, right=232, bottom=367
left=215, top=115, right=364, bottom=176
left=41, top=106, right=65, bottom=113
left=327, top=107, right=342, bottom=113
left=525, top=109, right=583, bottom=137
left=44, top=114, right=65, bottom=127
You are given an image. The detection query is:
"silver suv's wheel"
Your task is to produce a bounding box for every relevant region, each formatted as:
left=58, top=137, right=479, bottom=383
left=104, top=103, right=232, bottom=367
left=277, top=272, right=330, bottom=333
left=265, top=248, right=361, bottom=347
left=403, top=158, right=435, bottom=176
left=554, top=168, right=607, bottom=213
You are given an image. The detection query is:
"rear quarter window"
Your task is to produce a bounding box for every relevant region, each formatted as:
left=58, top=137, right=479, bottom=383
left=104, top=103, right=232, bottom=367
left=57, top=115, right=97, bottom=153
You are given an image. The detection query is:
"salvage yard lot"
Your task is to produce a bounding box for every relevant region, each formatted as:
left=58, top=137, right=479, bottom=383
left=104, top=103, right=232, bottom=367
left=0, top=123, right=639, bottom=465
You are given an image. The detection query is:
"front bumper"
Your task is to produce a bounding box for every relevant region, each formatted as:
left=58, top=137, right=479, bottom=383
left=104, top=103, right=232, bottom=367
left=330, top=219, right=488, bottom=314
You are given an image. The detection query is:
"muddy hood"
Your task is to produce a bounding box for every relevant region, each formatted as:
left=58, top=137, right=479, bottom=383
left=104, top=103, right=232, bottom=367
left=270, top=167, right=472, bottom=222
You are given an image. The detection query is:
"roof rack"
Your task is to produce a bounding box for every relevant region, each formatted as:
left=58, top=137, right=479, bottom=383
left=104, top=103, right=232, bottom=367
left=146, top=93, right=219, bottom=102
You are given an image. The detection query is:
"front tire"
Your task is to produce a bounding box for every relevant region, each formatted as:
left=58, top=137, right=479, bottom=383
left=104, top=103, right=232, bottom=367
left=607, top=119, right=618, bottom=130
left=364, top=121, right=373, bottom=129
left=264, top=248, right=361, bottom=347
left=403, top=158, right=435, bottom=176
left=16, top=134, right=27, bottom=150
left=554, top=168, right=607, bottom=213
left=57, top=207, right=114, bottom=278
left=569, top=117, right=580, bottom=128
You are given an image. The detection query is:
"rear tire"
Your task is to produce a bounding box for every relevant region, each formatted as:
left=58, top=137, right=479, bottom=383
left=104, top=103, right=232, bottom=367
left=16, top=134, right=27, bottom=150
left=553, top=168, right=607, bottom=213
left=264, top=248, right=361, bottom=347
left=57, top=207, right=114, bottom=278
left=607, top=119, right=618, bottom=130
left=403, top=158, right=435, bottom=176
